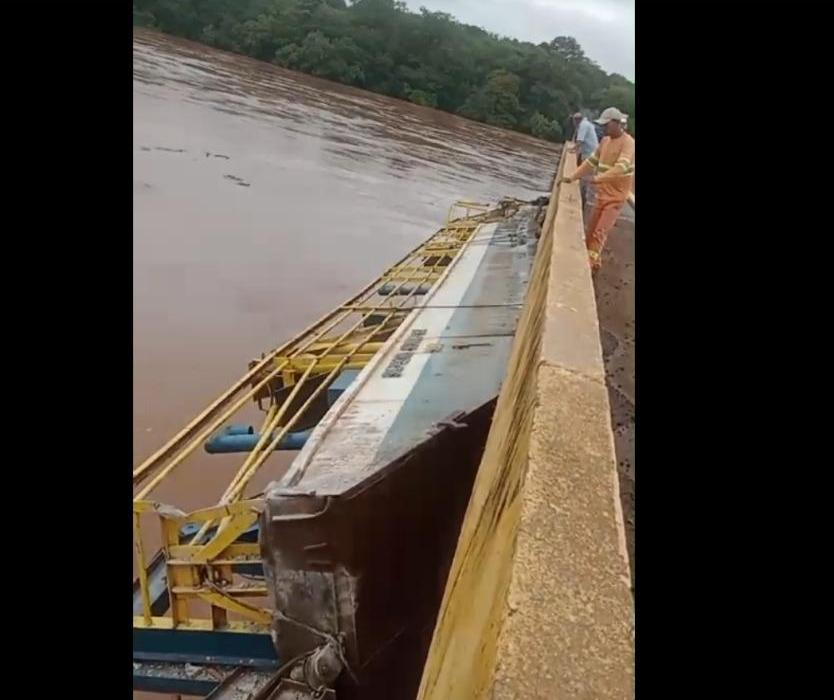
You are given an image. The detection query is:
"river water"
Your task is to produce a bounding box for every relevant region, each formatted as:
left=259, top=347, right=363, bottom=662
left=133, top=29, right=559, bottom=694
left=133, top=27, right=559, bottom=491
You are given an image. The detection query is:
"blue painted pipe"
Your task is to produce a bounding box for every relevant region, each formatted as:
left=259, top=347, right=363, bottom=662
left=378, top=283, right=431, bottom=296
left=205, top=428, right=312, bottom=454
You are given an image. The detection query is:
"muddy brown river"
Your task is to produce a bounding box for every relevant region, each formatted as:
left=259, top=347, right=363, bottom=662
left=133, top=29, right=559, bottom=696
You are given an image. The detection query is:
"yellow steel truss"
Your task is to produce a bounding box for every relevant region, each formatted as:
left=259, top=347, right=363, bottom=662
left=132, top=200, right=515, bottom=634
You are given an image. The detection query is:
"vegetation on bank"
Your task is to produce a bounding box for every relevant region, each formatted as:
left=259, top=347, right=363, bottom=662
left=133, top=0, right=635, bottom=142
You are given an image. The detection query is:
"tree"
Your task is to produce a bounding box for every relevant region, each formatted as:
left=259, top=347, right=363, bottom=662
left=529, top=112, right=563, bottom=142
left=460, top=69, right=522, bottom=128
left=592, top=85, right=635, bottom=117
left=405, top=88, right=438, bottom=108
left=548, top=36, right=586, bottom=63
left=276, top=31, right=365, bottom=84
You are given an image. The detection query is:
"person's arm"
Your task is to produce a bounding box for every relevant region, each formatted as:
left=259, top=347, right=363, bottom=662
left=594, top=138, right=634, bottom=182
left=563, top=145, right=599, bottom=182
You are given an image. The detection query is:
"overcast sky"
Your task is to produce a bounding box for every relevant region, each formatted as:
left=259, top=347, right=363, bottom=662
left=403, top=0, right=634, bottom=81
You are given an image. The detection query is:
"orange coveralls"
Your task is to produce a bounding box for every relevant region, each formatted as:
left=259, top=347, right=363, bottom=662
left=570, top=133, right=635, bottom=271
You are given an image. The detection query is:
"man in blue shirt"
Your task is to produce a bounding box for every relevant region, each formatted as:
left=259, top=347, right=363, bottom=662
left=571, top=112, right=599, bottom=208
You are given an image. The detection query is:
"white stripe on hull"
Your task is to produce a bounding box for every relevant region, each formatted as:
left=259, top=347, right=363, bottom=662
left=280, top=223, right=498, bottom=493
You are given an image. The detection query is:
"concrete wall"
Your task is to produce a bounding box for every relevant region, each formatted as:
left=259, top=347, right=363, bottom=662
left=417, top=149, right=634, bottom=700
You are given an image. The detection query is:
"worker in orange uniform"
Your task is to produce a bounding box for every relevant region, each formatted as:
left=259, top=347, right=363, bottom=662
left=562, top=107, right=634, bottom=273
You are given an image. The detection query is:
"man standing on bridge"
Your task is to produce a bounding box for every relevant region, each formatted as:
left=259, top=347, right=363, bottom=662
left=563, top=107, right=635, bottom=273
left=571, top=111, right=599, bottom=209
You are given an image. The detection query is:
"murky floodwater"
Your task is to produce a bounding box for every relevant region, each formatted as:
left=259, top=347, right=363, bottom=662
left=133, top=29, right=559, bottom=694
left=134, top=27, right=559, bottom=483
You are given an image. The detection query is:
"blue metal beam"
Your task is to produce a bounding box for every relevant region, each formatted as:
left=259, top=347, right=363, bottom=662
left=133, top=627, right=279, bottom=668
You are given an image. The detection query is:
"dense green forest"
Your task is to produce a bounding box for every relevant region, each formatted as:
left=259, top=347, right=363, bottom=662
left=133, top=0, right=635, bottom=142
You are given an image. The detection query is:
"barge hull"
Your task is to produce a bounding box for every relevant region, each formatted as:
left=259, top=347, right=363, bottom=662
left=260, top=205, right=542, bottom=698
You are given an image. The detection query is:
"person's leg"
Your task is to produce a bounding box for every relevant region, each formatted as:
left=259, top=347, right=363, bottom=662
left=583, top=201, right=604, bottom=270
left=585, top=201, right=604, bottom=249
left=585, top=200, right=623, bottom=272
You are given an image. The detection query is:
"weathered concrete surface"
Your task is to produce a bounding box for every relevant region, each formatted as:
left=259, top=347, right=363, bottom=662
left=417, top=149, right=634, bottom=700
left=594, top=204, right=635, bottom=566
left=492, top=366, right=633, bottom=699
left=492, top=167, right=634, bottom=700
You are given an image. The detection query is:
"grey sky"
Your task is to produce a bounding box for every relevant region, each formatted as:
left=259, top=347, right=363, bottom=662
left=403, top=0, right=634, bottom=81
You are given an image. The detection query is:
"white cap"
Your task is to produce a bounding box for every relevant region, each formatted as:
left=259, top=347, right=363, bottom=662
left=595, top=107, right=628, bottom=125
left=572, top=112, right=584, bottom=119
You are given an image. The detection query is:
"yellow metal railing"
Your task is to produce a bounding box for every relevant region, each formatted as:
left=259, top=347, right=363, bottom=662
left=134, top=499, right=270, bottom=630
left=132, top=201, right=514, bottom=633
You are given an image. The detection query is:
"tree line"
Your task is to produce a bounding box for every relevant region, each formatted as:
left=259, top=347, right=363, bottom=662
left=133, top=0, right=635, bottom=142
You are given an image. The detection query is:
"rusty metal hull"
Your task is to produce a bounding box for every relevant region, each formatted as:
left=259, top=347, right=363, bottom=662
left=260, top=206, right=540, bottom=698
left=261, top=400, right=496, bottom=699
